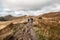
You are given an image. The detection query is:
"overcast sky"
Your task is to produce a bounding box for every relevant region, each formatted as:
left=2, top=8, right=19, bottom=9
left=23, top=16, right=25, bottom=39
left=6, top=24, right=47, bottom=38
left=0, top=0, right=60, bottom=16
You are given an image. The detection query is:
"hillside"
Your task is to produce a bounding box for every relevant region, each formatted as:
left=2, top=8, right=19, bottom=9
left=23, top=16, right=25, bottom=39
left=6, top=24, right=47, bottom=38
left=0, top=12, right=60, bottom=40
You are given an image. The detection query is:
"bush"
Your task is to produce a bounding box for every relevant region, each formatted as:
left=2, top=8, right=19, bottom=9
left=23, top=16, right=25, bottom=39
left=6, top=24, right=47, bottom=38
left=0, top=17, right=7, bottom=21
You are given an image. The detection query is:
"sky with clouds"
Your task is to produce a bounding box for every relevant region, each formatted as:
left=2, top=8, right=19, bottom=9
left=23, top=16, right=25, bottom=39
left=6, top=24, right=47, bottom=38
left=0, top=0, right=60, bottom=16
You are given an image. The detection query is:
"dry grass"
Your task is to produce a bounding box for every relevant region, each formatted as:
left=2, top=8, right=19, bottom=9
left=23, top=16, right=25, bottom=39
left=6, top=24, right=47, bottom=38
left=0, top=12, right=60, bottom=40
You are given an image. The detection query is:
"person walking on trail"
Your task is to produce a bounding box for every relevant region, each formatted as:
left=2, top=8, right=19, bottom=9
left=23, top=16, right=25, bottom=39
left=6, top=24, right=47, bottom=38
left=28, top=18, right=33, bottom=23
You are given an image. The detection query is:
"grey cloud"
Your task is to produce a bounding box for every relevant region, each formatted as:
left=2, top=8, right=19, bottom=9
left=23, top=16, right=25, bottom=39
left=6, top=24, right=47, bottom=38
left=0, top=0, right=60, bottom=16
left=1, top=0, right=52, bottom=10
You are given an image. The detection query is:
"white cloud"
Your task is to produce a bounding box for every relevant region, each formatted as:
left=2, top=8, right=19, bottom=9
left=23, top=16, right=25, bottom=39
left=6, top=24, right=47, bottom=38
left=9, top=3, right=60, bottom=16
left=2, top=0, right=51, bottom=10
left=40, top=4, right=60, bottom=12
left=0, top=0, right=60, bottom=16
left=2, top=4, right=60, bottom=16
left=0, top=3, right=60, bottom=17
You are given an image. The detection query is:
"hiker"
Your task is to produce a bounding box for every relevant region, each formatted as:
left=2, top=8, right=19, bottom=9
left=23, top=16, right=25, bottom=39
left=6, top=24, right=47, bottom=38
left=28, top=18, right=33, bottom=23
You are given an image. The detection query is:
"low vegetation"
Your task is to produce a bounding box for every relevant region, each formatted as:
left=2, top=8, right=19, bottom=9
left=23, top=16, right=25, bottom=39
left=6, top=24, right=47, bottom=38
left=0, top=12, right=60, bottom=40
